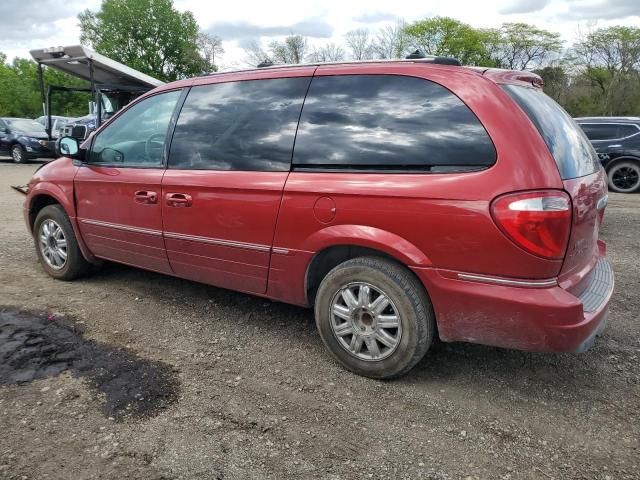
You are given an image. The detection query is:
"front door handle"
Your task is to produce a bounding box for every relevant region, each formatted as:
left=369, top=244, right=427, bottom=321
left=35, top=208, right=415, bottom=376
left=166, top=192, right=193, bottom=207
left=134, top=190, right=157, bottom=204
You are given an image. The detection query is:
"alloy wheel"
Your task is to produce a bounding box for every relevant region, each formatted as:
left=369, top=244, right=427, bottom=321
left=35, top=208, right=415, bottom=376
left=610, top=164, right=640, bottom=192
left=39, top=219, right=68, bottom=270
left=330, top=282, right=402, bottom=361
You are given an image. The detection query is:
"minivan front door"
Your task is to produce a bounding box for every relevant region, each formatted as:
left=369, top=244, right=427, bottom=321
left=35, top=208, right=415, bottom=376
left=161, top=75, right=313, bottom=294
left=74, top=89, right=183, bottom=274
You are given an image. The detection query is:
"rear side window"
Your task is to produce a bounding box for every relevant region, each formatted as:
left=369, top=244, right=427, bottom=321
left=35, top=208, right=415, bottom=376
left=169, top=77, right=311, bottom=171
left=580, top=123, right=620, bottom=141
left=292, top=74, right=496, bottom=171
left=503, top=85, right=600, bottom=179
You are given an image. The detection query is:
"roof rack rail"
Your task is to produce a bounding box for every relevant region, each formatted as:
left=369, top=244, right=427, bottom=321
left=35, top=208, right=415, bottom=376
left=433, top=56, right=462, bottom=66
left=257, top=59, right=274, bottom=68
left=201, top=56, right=464, bottom=78
left=406, top=50, right=426, bottom=59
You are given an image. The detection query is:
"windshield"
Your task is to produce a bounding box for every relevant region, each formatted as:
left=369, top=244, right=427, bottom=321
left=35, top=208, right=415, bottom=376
left=6, top=119, right=46, bottom=133
left=503, top=85, right=600, bottom=179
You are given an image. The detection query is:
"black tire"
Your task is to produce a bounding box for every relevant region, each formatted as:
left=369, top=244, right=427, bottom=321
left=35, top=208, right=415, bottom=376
left=607, top=160, right=640, bottom=193
left=314, top=256, right=435, bottom=379
left=33, top=205, right=92, bottom=280
left=11, top=144, right=27, bottom=164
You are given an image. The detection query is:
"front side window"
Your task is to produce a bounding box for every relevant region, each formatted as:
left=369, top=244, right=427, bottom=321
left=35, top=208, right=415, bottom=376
left=292, top=74, right=496, bottom=171
left=168, top=77, right=311, bottom=171
left=89, top=90, right=181, bottom=166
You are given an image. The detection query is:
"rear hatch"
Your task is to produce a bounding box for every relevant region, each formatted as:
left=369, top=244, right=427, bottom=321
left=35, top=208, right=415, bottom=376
left=503, top=85, right=607, bottom=290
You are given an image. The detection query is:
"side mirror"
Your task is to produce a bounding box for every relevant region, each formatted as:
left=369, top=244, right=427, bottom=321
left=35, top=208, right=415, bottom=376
left=55, top=136, right=85, bottom=160
left=0, top=127, right=8, bottom=135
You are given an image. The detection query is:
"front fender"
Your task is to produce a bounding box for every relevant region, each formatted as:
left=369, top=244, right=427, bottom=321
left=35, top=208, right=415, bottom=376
left=300, top=224, right=432, bottom=267
left=27, top=182, right=76, bottom=221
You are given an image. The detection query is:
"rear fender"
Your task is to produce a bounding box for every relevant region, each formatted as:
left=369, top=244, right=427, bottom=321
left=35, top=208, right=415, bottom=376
left=301, top=224, right=432, bottom=267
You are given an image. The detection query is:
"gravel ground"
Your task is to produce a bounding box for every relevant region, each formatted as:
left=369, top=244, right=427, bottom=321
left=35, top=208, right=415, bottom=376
left=0, top=161, right=638, bottom=480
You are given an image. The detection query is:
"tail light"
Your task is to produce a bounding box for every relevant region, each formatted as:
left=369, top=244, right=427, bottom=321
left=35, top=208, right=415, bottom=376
left=491, top=190, right=572, bottom=259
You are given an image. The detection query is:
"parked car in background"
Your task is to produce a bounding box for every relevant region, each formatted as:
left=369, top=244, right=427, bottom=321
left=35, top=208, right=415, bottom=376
left=23, top=59, right=613, bottom=378
left=576, top=117, right=640, bottom=193
left=35, top=115, right=76, bottom=139
left=0, top=117, right=54, bottom=163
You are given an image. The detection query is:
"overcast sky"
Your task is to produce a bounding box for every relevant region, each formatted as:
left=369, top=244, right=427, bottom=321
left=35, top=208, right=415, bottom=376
left=1, top=0, right=638, bottom=69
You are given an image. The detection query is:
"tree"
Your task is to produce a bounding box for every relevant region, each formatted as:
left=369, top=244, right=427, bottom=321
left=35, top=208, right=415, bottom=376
left=573, top=26, right=640, bottom=74
left=372, top=22, right=409, bottom=59
left=243, top=40, right=270, bottom=67
left=78, top=0, right=209, bottom=82
left=198, top=33, right=224, bottom=72
left=345, top=29, right=374, bottom=60
left=268, top=35, right=308, bottom=64
left=0, top=55, right=89, bottom=118
left=568, top=26, right=640, bottom=115
left=490, top=23, right=563, bottom=70
left=403, top=17, right=493, bottom=65
left=308, top=43, right=346, bottom=62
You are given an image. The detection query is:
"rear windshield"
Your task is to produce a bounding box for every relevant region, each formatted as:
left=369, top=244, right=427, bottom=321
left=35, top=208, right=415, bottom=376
left=503, top=85, right=600, bottom=179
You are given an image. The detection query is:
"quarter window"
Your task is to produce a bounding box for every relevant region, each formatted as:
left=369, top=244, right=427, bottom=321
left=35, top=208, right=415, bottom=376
left=292, top=74, right=496, bottom=171
left=618, top=124, right=639, bottom=138
left=168, top=77, right=311, bottom=171
left=89, top=90, right=181, bottom=166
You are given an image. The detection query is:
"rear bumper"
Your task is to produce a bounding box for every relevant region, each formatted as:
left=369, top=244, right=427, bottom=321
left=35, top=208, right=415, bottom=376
left=412, top=255, right=614, bottom=353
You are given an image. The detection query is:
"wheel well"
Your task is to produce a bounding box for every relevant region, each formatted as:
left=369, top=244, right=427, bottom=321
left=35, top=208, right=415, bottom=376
left=305, top=245, right=404, bottom=305
left=604, top=156, right=640, bottom=171
left=29, top=195, right=60, bottom=230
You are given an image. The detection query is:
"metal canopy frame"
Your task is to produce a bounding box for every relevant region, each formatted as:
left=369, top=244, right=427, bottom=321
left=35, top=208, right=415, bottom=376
left=30, top=45, right=164, bottom=140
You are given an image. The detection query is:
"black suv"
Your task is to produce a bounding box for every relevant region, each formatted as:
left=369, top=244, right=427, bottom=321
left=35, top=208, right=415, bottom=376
left=575, top=117, right=640, bottom=193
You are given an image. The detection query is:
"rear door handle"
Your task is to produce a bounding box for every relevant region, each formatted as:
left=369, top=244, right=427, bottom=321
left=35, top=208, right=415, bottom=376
left=166, top=192, right=192, bottom=207
left=134, top=190, right=157, bottom=204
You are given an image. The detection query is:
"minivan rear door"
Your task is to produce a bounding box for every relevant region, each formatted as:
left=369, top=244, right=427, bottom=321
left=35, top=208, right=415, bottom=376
left=503, top=85, right=607, bottom=285
left=161, top=73, right=313, bottom=294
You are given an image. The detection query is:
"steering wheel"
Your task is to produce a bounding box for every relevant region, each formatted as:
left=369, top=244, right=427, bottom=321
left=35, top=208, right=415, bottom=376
left=145, top=133, right=166, bottom=160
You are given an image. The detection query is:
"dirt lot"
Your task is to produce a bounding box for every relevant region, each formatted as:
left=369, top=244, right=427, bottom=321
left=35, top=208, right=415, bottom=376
left=0, top=161, right=638, bottom=480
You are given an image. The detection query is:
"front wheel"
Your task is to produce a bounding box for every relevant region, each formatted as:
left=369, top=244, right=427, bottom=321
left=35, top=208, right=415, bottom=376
left=607, top=161, right=640, bottom=193
left=11, top=144, right=27, bottom=164
left=315, top=257, right=435, bottom=379
left=33, top=205, right=92, bottom=280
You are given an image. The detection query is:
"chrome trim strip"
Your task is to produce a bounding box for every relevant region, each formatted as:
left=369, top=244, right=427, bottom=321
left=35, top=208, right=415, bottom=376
left=164, top=231, right=271, bottom=252
left=82, top=219, right=283, bottom=254
left=80, top=219, right=163, bottom=237
left=457, top=273, right=557, bottom=288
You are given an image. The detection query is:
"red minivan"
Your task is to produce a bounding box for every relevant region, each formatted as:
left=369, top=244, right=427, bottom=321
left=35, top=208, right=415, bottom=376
left=24, top=58, right=614, bottom=378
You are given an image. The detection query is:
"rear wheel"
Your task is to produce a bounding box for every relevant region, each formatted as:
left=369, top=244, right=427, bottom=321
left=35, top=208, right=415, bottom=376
left=315, top=256, right=434, bottom=379
left=607, top=161, right=640, bottom=193
left=11, top=144, right=26, bottom=164
left=33, top=205, right=91, bottom=280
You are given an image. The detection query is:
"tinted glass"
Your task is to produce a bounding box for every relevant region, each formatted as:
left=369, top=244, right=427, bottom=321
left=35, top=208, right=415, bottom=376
left=292, top=75, right=496, bottom=170
left=169, top=77, right=311, bottom=171
left=618, top=124, right=640, bottom=138
left=504, top=85, right=599, bottom=179
left=580, top=124, right=619, bottom=141
left=90, top=90, right=181, bottom=166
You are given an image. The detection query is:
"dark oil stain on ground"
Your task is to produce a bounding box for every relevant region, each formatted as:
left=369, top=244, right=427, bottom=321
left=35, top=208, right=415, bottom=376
left=0, top=307, right=179, bottom=420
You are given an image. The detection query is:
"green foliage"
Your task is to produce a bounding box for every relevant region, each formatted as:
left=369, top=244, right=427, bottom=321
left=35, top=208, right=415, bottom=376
left=78, top=0, right=210, bottom=82
left=0, top=55, right=89, bottom=118
left=403, top=17, right=495, bottom=65
left=490, top=23, right=563, bottom=70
